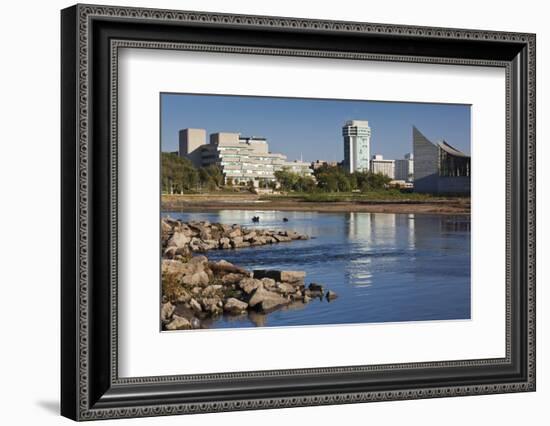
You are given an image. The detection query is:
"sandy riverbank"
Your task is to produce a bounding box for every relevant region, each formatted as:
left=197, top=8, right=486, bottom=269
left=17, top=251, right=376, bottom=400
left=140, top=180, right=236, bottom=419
left=161, top=194, right=470, bottom=215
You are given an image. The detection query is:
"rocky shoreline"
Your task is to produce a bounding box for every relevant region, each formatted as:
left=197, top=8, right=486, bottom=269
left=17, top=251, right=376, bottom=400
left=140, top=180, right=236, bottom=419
left=161, top=218, right=337, bottom=330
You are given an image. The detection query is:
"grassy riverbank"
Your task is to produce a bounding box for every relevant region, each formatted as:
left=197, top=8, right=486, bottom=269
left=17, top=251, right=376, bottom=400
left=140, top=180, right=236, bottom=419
left=162, top=192, right=470, bottom=214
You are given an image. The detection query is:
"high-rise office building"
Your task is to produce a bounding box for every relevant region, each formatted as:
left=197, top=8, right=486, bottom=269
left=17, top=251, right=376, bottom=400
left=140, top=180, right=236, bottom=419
left=395, top=153, right=414, bottom=182
left=370, top=154, right=395, bottom=179
left=342, top=120, right=371, bottom=173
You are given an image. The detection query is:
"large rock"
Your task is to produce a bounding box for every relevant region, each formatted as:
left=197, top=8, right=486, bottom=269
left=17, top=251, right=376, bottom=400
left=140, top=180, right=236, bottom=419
left=201, top=240, right=219, bottom=251
left=273, top=234, right=292, bottom=243
left=239, top=277, right=263, bottom=294
left=276, top=282, right=297, bottom=295
left=260, top=297, right=290, bottom=313
left=202, top=285, right=223, bottom=297
left=253, top=270, right=306, bottom=284
left=248, top=287, right=289, bottom=313
left=162, top=260, right=191, bottom=276
left=189, top=298, right=202, bottom=313
left=224, top=298, right=248, bottom=314
left=165, top=315, right=192, bottom=331
left=201, top=297, right=223, bottom=315
left=168, top=231, right=191, bottom=248
left=163, top=246, right=178, bottom=259
left=228, top=228, right=242, bottom=239
left=220, top=224, right=233, bottom=235
left=181, top=270, right=210, bottom=287
left=160, top=302, right=175, bottom=323
left=188, top=255, right=208, bottom=266
left=233, top=241, right=251, bottom=249
left=208, top=260, right=249, bottom=276
left=260, top=278, right=277, bottom=291
left=242, top=231, right=257, bottom=242
left=230, top=236, right=251, bottom=249
left=222, top=273, right=247, bottom=285
left=219, top=237, right=231, bottom=249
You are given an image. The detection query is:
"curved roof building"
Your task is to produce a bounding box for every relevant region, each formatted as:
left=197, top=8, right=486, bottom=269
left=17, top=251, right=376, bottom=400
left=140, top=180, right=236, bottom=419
left=413, top=126, right=470, bottom=194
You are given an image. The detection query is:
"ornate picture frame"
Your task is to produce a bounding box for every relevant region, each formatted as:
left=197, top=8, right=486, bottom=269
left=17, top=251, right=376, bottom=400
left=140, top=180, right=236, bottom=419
left=61, top=4, right=536, bottom=420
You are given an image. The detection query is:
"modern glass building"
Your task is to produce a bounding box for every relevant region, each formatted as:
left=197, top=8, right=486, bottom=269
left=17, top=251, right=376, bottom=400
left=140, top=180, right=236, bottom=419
left=413, top=126, right=470, bottom=194
left=342, top=120, right=371, bottom=173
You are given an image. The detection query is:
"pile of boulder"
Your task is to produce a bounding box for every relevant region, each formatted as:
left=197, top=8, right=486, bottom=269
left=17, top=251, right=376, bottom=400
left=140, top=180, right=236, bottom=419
left=160, top=218, right=338, bottom=331
left=162, top=217, right=309, bottom=259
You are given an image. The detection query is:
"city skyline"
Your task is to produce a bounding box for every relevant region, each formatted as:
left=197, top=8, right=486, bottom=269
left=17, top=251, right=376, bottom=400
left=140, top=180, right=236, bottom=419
left=161, top=93, right=471, bottom=162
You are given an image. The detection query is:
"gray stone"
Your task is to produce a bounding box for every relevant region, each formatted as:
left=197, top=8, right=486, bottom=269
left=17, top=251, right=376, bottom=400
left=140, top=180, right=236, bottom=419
left=222, top=273, right=246, bottom=285
left=224, top=298, right=248, bottom=314
left=162, top=259, right=191, bottom=276
left=168, top=231, right=191, bottom=248
left=276, top=282, right=297, bottom=295
left=253, top=270, right=306, bottom=283
left=202, top=285, right=223, bottom=297
left=228, top=228, right=242, bottom=239
left=260, top=277, right=277, bottom=290
left=233, top=240, right=251, bottom=249
left=163, top=246, right=178, bottom=259
left=203, top=239, right=219, bottom=250
left=243, top=231, right=257, bottom=242
left=259, top=297, right=290, bottom=313
left=248, top=287, right=289, bottom=312
left=273, top=234, right=292, bottom=243
left=189, top=298, right=202, bottom=313
left=182, top=270, right=210, bottom=287
left=219, top=237, right=231, bottom=249
left=208, top=260, right=249, bottom=276
left=251, top=236, right=267, bottom=245
left=165, top=315, right=192, bottom=331
left=188, top=255, right=208, bottom=266
left=239, top=277, right=263, bottom=294
left=201, top=297, right=223, bottom=315
left=160, top=302, right=175, bottom=323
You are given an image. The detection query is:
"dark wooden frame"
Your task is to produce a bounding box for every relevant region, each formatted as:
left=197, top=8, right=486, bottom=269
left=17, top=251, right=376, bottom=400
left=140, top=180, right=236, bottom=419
left=61, top=4, right=536, bottom=421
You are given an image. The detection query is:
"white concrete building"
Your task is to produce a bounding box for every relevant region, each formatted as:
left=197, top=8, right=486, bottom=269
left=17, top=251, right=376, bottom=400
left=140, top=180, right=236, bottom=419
left=370, top=154, right=395, bottom=179
left=342, top=120, right=371, bottom=173
left=283, top=160, right=315, bottom=176
left=395, top=153, right=414, bottom=182
left=178, top=129, right=312, bottom=186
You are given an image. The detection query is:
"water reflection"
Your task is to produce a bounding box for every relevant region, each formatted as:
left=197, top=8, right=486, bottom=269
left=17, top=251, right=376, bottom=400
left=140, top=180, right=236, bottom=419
left=162, top=210, right=471, bottom=328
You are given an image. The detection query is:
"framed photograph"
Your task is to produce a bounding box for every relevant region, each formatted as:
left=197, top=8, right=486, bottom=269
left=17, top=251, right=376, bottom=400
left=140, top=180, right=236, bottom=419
left=61, top=4, right=536, bottom=421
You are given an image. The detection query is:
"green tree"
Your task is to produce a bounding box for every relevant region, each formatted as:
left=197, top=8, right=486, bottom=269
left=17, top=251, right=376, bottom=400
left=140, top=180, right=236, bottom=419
left=161, top=153, right=199, bottom=193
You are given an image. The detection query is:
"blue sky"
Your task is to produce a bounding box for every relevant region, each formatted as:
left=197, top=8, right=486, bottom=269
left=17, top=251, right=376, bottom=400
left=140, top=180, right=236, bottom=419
left=160, top=93, right=470, bottom=162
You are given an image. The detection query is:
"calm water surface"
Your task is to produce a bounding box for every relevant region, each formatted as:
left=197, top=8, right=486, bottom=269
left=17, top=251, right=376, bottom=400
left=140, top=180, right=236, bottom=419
left=162, top=210, right=471, bottom=329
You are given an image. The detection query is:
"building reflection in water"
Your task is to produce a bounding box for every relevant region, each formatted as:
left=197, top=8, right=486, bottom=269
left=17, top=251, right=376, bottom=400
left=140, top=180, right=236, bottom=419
left=345, top=212, right=420, bottom=288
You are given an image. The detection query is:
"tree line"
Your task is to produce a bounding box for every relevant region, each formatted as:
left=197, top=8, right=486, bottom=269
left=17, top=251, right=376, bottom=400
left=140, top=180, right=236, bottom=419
left=275, top=164, right=391, bottom=193
left=161, top=153, right=223, bottom=193
left=162, top=152, right=392, bottom=194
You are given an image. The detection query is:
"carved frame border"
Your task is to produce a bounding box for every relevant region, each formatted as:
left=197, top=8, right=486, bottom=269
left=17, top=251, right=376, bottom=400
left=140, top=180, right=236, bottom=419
left=62, top=3, right=535, bottom=420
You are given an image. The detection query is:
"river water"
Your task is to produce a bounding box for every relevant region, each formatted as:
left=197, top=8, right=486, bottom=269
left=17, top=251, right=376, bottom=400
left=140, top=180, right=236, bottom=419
left=162, top=210, right=471, bottom=329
